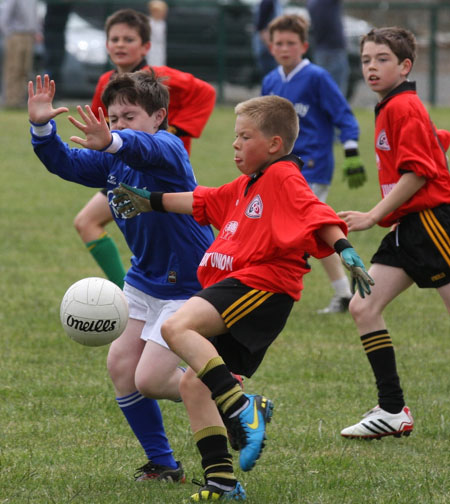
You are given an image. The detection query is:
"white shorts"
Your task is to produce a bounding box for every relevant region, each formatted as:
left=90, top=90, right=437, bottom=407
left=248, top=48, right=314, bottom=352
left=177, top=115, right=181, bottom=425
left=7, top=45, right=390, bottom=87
left=308, top=182, right=330, bottom=203
left=123, top=283, right=186, bottom=349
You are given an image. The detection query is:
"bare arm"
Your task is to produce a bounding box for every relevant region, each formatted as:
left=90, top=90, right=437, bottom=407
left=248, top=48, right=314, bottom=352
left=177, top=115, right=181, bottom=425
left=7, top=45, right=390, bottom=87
left=338, top=172, right=426, bottom=232
left=112, top=184, right=194, bottom=218
left=316, top=224, right=347, bottom=248
left=162, top=192, right=194, bottom=214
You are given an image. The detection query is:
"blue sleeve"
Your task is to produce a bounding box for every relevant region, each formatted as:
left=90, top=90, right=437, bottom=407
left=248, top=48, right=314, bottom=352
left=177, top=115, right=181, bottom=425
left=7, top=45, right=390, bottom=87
left=31, top=120, right=110, bottom=187
left=317, top=71, right=359, bottom=143
left=112, top=130, right=194, bottom=186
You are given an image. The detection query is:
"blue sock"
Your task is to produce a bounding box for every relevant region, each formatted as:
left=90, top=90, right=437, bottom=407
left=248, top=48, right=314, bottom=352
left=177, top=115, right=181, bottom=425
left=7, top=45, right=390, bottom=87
left=116, top=391, right=177, bottom=469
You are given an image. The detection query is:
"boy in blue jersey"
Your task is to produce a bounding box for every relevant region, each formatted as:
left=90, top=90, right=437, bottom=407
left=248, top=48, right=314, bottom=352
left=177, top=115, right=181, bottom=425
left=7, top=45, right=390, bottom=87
left=27, top=71, right=215, bottom=482
left=263, top=14, right=366, bottom=314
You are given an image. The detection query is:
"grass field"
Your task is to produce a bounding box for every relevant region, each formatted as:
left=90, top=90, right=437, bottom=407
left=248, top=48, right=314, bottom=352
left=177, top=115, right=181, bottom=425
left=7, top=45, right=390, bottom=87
left=1, top=104, right=450, bottom=504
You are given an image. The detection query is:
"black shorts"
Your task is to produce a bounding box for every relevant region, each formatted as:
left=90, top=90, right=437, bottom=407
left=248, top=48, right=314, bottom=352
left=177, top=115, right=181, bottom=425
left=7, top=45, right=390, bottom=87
left=195, top=278, right=294, bottom=378
left=100, top=188, right=108, bottom=196
left=372, top=204, right=450, bottom=288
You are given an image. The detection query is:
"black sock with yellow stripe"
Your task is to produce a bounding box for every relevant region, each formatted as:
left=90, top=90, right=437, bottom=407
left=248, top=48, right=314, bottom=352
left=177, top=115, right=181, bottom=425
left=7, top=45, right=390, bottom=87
left=194, top=426, right=236, bottom=491
left=361, top=330, right=404, bottom=414
left=197, top=357, right=247, bottom=418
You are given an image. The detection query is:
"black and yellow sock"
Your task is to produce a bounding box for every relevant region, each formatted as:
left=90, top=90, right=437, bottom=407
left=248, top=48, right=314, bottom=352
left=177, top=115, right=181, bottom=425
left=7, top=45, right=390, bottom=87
left=86, top=232, right=126, bottom=289
left=361, top=330, right=404, bottom=413
left=197, top=357, right=247, bottom=418
left=194, top=426, right=236, bottom=491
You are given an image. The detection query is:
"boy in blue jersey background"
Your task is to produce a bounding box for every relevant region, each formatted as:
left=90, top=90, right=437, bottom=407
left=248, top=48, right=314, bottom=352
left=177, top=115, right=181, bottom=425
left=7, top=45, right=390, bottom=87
left=28, top=71, right=215, bottom=482
left=262, top=14, right=366, bottom=314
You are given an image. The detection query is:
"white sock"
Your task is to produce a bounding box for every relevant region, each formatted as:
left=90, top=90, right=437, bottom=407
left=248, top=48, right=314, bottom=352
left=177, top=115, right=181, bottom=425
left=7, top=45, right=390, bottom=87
left=332, top=277, right=352, bottom=298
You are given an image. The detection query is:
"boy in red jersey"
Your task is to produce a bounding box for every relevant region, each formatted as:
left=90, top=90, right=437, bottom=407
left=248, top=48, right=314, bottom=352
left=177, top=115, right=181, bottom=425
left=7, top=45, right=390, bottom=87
left=74, top=8, right=216, bottom=289
left=112, top=95, right=374, bottom=501
left=338, top=27, right=450, bottom=440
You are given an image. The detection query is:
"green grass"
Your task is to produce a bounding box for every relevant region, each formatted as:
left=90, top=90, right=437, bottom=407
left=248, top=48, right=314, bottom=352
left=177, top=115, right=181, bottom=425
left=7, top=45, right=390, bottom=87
left=1, top=105, right=450, bottom=503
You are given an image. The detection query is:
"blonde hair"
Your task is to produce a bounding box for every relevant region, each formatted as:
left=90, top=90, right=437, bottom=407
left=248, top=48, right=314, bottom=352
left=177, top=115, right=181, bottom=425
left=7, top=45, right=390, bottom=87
left=235, top=96, right=299, bottom=154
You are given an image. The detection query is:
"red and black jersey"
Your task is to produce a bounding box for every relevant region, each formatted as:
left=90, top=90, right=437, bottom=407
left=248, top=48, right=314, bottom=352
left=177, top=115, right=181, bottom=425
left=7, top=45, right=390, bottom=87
left=374, top=81, right=450, bottom=227
left=91, top=60, right=216, bottom=155
left=192, top=155, right=347, bottom=300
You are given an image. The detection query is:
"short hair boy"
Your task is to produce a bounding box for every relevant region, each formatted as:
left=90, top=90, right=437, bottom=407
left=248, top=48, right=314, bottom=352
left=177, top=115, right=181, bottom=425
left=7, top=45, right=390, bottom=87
left=76, top=7, right=216, bottom=289
left=112, top=94, right=373, bottom=501
left=71, top=8, right=217, bottom=482
left=338, top=27, right=450, bottom=439
left=28, top=71, right=215, bottom=483
left=263, top=13, right=365, bottom=314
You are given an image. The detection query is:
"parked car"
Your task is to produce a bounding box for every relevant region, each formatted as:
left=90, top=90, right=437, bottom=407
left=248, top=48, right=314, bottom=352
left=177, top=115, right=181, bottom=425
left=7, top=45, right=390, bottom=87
left=0, top=0, right=370, bottom=100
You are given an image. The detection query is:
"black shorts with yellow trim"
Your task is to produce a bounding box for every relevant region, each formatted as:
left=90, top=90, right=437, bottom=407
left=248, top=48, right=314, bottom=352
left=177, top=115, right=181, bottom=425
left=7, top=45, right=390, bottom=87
left=194, top=278, right=294, bottom=378
left=371, top=204, right=450, bottom=288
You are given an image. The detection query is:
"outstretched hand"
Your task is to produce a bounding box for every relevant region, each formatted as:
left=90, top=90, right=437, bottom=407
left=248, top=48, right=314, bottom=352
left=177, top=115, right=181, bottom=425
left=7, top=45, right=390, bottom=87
left=339, top=247, right=375, bottom=298
left=28, top=74, right=69, bottom=124
left=68, top=105, right=112, bottom=151
left=338, top=210, right=376, bottom=232
left=112, top=183, right=153, bottom=218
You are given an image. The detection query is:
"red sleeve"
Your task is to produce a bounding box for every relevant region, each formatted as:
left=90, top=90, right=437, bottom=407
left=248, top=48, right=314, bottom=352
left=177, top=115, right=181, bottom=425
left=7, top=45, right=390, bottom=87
left=154, top=66, right=216, bottom=138
left=437, top=129, right=450, bottom=152
left=192, top=181, right=239, bottom=229
left=91, top=71, right=114, bottom=120
left=272, top=174, right=347, bottom=259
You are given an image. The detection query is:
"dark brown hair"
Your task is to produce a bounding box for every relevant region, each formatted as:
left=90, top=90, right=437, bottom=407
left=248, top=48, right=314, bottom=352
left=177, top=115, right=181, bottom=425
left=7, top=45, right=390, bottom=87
left=105, top=8, right=151, bottom=44
left=101, top=70, right=169, bottom=130
left=360, top=27, right=416, bottom=65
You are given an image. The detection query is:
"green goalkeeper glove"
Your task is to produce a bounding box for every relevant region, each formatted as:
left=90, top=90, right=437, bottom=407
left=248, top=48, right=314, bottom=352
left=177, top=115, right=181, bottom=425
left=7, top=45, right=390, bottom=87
left=334, top=239, right=374, bottom=298
left=342, top=149, right=367, bottom=189
left=112, top=183, right=155, bottom=218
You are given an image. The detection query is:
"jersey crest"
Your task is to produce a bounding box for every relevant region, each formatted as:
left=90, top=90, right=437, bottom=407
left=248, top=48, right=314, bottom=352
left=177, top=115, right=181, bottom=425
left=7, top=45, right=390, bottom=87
left=376, top=129, right=391, bottom=151
left=220, top=220, right=239, bottom=240
left=245, top=195, right=263, bottom=219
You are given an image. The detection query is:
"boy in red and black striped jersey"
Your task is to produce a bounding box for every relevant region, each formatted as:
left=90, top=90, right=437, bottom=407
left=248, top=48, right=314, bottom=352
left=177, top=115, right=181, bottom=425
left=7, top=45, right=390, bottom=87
left=112, top=95, right=373, bottom=501
left=339, top=27, right=450, bottom=440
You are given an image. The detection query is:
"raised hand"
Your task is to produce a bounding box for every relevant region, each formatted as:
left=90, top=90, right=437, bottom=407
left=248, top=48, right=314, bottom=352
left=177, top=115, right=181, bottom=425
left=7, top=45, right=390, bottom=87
left=28, top=74, right=69, bottom=124
left=68, top=105, right=113, bottom=151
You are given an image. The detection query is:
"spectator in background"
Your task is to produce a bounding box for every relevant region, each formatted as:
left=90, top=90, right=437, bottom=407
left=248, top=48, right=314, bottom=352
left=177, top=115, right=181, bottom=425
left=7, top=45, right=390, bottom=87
left=1, top=0, right=39, bottom=108
left=43, top=1, right=74, bottom=85
left=253, top=0, right=283, bottom=77
left=146, top=0, right=168, bottom=67
left=307, top=0, right=349, bottom=97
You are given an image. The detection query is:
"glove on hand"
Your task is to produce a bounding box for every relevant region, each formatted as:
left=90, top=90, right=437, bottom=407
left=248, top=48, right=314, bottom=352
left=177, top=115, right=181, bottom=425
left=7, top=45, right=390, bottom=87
left=340, top=247, right=375, bottom=298
left=112, top=183, right=152, bottom=218
left=342, top=149, right=367, bottom=189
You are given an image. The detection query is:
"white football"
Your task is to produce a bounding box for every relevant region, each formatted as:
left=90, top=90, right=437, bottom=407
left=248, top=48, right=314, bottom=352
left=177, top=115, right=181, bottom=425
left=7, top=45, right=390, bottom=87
left=60, top=277, right=129, bottom=347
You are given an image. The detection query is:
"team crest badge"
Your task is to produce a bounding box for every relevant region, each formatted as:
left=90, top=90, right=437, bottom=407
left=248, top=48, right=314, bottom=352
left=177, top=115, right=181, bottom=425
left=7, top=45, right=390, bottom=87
left=221, top=220, right=239, bottom=240
left=245, top=195, right=263, bottom=219
left=376, top=129, right=391, bottom=151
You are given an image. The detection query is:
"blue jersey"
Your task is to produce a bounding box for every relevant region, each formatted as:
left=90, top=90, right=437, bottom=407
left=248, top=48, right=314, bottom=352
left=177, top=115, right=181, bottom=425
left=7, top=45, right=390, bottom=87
left=261, top=60, right=359, bottom=184
left=31, top=123, right=215, bottom=300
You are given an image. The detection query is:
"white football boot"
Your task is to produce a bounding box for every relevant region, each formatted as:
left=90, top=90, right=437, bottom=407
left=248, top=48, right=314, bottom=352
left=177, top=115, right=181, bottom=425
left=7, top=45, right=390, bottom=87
left=341, top=405, right=414, bottom=439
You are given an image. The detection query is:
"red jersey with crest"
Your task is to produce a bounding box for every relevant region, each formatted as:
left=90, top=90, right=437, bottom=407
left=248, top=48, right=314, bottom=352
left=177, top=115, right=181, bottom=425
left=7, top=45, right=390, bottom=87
left=374, top=82, right=450, bottom=227
left=192, top=155, right=347, bottom=300
left=91, top=61, right=216, bottom=154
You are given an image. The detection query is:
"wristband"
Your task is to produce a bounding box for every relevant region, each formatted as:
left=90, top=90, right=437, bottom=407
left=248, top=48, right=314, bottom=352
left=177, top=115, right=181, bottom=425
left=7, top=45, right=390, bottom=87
left=150, top=191, right=167, bottom=212
left=334, top=238, right=352, bottom=254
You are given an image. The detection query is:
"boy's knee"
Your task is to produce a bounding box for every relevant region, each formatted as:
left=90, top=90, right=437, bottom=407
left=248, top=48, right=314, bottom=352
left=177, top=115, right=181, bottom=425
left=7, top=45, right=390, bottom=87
left=161, top=316, right=180, bottom=347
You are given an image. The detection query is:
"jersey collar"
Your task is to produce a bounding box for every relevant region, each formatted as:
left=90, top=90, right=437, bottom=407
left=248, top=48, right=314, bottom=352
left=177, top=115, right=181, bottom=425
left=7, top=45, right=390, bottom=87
left=375, top=81, right=416, bottom=118
left=244, top=154, right=304, bottom=196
